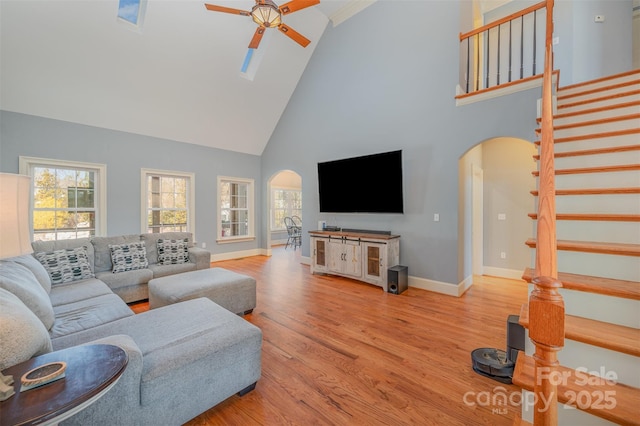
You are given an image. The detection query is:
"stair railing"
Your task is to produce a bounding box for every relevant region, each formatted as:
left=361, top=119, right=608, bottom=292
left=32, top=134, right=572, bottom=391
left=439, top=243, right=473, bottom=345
left=528, top=0, right=565, bottom=424
left=459, top=1, right=547, bottom=94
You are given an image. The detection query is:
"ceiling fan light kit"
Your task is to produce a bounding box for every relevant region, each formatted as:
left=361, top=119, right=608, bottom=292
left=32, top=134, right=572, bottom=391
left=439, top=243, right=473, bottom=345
left=204, top=0, right=320, bottom=49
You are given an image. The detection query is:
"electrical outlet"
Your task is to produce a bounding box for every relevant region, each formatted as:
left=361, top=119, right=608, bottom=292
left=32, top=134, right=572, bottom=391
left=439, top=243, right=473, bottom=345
left=202, top=242, right=206, bottom=249
left=434, top=213, right=440, bottom=222
left=500, top=252, right=506, bottom=259
left=594, top=15, right=605, bottom=22
left=498, top=213, right=506, bottom=220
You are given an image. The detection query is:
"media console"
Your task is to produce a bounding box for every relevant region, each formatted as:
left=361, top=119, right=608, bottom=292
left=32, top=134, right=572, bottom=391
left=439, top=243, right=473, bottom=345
left=309, top=230, right=400, bottom=292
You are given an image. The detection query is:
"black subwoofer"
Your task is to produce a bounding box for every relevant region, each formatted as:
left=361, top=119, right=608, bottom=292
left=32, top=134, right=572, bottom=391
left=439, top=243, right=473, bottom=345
left=388, top=265, right=408, bottom=294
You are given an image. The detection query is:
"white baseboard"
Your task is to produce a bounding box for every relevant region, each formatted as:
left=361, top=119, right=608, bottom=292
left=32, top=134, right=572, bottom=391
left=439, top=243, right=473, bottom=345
left=210, top=248, right=266, bottom=262
left=409, top=275, right=473, bottom=297
left=482, top=266, right=524, bottom=280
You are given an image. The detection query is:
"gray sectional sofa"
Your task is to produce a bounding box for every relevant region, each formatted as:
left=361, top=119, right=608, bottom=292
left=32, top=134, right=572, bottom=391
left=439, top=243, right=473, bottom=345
left=31, top=232, right=211, bottom=303
left=0, top=233, right=263, bottom=425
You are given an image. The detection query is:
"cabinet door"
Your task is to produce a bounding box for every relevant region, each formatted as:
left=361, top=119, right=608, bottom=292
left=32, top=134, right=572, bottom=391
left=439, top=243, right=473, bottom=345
left=328, top=240, right=345, bottom=273
left=363, top=242, right=385, bottom=286
left=342, top=239, right=362, bottom=278
left=312, top=238, right=328, bottom=272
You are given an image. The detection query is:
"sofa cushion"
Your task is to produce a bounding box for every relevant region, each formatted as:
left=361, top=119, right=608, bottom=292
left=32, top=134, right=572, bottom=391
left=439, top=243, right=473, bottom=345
left=141, top=232, right=194, bottom=265
left=96, top=268, right=154, bottom=291
left=0, top=288, right=52, bottom=370
left=91, top=235, right=141, bottom=273
left=50, top=293, right=134, bottom=340
left=148, top=262, right=196, bottom=279
left=110, top=242, right=149, bottom=273
left=157, top=238, right=189, bottom=265
left=10, top=254, right=52, bottom=293
left=32, top=238, right=95, bottom=272
left=0, top=261, right=55, bottom=330
left=35, top=246, right=95, bottom=285
left=49, top=278, right=114, bottom=307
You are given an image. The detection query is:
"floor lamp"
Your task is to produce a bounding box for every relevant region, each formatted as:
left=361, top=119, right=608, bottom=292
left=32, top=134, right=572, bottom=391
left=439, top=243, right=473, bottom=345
left=0, top=172, right=33, bottom=401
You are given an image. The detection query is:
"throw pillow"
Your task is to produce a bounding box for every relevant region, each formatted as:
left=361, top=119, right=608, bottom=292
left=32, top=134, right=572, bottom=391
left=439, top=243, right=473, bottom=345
left=157, top=238, right=190, bottom=265
left=0, top=288, right=52, bottom=370
left=109, top=242, right=149, bottom=273
left=35, top=246, right=95, bottom=285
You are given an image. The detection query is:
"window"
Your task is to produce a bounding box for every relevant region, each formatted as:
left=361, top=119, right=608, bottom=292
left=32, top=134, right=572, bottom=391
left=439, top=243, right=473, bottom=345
left=141, top=169, right=194, bottom=234
left=117, top=0, right=147, bottom=30
left=19, top=157, right=107, bottom=241
left=271, top=188, right=302, bottom=231
left=218, top=176, right=254, bottom=242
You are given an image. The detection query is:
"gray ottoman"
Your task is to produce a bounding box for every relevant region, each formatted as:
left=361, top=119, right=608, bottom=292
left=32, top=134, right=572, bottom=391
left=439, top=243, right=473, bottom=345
left=148, top=267, right=256, bottom=315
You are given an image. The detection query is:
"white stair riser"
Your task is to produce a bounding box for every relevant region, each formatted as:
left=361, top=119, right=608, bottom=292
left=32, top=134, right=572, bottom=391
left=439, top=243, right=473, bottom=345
left=551, top=119, right=640, bottom=139
left=550, top=133, right=640, bottom=152
left=556, top=287, right=640, bottom=329
left=558, top=92, right=640, bottom=115
left=550, top=170, right=640, bottom=188
left=556, top=250, right=640, bottom=282
left=554, top=104, right=640, bottom=126
left=558, top=74, right=640, bottom=97
left=553, top=151, right=640, bottom=169
left=550, top=193, right=640, bottom=214
left=558, top=83, right=640, bottom=105
left=555, top=221, right=640, bottom=244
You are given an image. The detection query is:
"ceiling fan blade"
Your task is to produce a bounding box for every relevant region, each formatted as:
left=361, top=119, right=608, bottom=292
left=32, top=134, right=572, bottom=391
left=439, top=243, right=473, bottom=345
left=204, top=3, right=251, bottom=16
left=278, top=23, right=311, bottom=47
left=279, top=0, right=320, bottom=15
left=248, top=26, right=266, bottom=49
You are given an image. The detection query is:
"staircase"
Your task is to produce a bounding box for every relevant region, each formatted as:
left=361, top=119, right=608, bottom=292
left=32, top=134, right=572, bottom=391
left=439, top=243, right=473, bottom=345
left=514, top=69, right=640, bottom=424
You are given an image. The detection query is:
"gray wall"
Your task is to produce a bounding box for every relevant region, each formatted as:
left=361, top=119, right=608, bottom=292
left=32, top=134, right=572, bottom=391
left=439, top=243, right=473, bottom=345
left=0, top=111, right=262, bottom=255
left=260, top=1, right=541, bottom=285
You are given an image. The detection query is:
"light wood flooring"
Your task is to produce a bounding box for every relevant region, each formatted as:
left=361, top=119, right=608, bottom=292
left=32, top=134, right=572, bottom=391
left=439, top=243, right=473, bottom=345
left=130, top=247, right=529, bottom=425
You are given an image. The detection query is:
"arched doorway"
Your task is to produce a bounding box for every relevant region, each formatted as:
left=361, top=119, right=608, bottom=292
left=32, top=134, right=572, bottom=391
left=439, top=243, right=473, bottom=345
left=267, top=170, right=302, bottom=249
left=459, top=137, right=537, bottom=285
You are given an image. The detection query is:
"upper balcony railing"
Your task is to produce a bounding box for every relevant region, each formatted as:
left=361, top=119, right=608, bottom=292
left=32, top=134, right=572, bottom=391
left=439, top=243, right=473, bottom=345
left=458, top=1, right=548, bottom=95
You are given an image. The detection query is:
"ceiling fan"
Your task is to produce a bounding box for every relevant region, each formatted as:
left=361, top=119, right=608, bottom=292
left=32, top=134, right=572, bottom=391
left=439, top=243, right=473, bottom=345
left=204, top=0, right=320, bottom=49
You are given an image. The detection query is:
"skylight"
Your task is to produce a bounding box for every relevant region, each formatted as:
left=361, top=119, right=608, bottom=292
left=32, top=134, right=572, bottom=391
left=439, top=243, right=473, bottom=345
left=118, top=0, right=146, bottom=28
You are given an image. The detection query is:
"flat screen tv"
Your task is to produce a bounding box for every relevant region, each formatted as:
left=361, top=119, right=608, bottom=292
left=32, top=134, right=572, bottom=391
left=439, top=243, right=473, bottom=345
left=317, top=150, right=404, bottom=214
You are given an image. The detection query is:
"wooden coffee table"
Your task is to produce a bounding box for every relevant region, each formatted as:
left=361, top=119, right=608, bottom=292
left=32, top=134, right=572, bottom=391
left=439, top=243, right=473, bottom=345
left=0, top=344, right=128, bottom=426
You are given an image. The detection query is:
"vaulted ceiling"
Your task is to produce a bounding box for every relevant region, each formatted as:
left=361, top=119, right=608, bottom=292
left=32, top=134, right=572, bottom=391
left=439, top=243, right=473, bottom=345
left=0, top=0, right=374, bottom=155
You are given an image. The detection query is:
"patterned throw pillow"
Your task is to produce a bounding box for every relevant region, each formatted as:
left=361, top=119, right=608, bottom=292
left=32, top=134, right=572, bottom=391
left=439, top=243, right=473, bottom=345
left=109, top=242, right=149, bottom=273
left=157, top=238, right=190, bottom=265
left=35, top=247, right=95, bottom=285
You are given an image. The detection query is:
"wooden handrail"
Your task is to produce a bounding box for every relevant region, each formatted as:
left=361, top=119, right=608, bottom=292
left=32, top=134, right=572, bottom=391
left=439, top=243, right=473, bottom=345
left=459, top=1, right=546, bottom=41
left=529, top=1, right=565, bottom=425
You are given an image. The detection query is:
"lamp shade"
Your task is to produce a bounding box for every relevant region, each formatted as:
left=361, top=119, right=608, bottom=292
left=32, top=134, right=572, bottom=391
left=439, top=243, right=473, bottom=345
left=0, top=173, right=33, bottom=259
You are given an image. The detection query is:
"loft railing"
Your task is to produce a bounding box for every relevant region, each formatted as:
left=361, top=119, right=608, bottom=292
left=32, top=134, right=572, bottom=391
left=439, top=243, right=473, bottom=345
left=459, top=1, right=547, bottom=94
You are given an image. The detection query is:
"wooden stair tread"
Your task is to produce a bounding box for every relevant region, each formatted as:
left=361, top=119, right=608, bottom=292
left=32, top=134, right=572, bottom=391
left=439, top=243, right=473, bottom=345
left=512, top=353, right=640, bottom=425
left=522, top=268, right=640, bottom=300
left=533, top=144, right=640, bottom=160
left=558, top=69, right=640, bottom=93
left=534, top=128, right=640, bottom=145
left=530, top=188, right=640, bottom=196
left=527, top=213, right=640, bottom=222
left=541, top=100, right=640, bottom=122
left=535, top=113, right=640, bottom=133
left=558, top=89, right=640, bottom=109
left=532, top=164, right=640, bottom=176
left=519, top=304, right=640, bottom=357
left=525, top=239, right=640, bottom=256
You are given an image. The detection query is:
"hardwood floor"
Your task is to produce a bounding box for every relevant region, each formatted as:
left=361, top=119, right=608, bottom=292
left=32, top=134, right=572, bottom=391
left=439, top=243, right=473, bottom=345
left=130, top=247, right=529, bottom=425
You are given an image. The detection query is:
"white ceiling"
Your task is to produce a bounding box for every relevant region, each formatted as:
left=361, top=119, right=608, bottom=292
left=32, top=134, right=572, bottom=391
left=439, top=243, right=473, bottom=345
left=0, top=0, right=373, bottom=155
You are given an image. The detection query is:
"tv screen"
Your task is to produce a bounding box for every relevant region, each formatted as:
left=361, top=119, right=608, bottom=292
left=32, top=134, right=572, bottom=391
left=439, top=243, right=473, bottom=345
left=317, top=150, right=404, bottom=214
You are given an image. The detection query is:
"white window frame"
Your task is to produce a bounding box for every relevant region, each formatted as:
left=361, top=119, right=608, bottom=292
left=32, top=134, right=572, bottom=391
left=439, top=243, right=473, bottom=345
left=217, top=176, right=255, bottom=243
left=271, top=186, right=302, bottom=231
left=140, top=168, right=195, bottom=235
left=19, top=156, right=107, bottom=240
